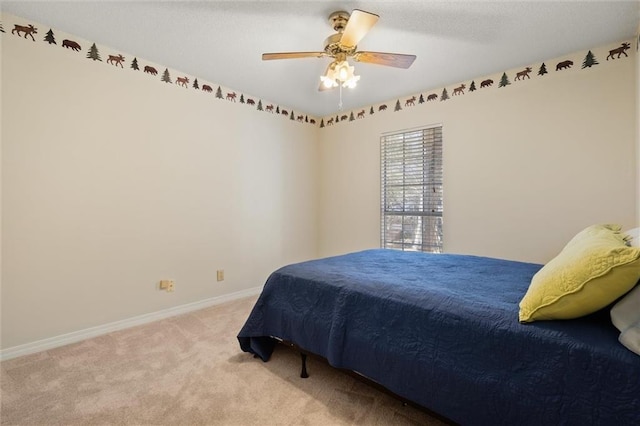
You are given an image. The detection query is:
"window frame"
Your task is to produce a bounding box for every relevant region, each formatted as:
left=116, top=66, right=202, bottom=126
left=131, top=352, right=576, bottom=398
left=380, top=124, right=443, bottom=253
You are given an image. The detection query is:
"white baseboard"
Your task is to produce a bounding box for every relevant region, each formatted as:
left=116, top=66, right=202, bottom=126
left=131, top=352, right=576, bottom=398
left=0, top=286, right=263, bottom=361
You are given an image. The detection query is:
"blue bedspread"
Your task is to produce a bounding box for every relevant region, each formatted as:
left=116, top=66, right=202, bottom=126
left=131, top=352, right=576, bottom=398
left=238, top=249, right=640, bottom=425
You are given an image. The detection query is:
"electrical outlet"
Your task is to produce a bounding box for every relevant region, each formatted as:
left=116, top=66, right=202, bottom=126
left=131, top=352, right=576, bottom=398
left=216, top=270, right=224, bottom=282
left=160, top=280, right=175, bottom=292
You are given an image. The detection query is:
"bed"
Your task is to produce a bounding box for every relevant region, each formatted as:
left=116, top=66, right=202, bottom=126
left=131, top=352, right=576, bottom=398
left=237, top=249, right=640, bottom=425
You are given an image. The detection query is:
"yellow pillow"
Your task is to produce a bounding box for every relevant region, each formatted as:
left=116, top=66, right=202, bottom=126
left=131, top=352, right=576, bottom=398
left=519, top=224, right=640, bottom=322
left=563, top=223, right=623, bottom=247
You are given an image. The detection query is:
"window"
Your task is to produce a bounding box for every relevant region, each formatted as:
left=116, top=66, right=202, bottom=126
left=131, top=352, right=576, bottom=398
left=380, top=125, right=443, bottom=252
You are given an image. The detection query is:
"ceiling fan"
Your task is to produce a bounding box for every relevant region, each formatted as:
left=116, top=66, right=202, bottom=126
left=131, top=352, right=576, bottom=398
left=262, top=9, right=417, bottom=91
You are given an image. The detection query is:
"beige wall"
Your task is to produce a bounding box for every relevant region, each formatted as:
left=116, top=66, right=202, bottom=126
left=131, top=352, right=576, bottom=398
left=1, top=17, right=318, bottom=349
left=318, top=40, right=637, bottom=264
left=2, top=11, right=638, bottom=352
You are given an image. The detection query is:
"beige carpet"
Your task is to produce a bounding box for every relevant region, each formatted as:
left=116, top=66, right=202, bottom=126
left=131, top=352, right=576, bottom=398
left=1, top=296, right=447, bottom=425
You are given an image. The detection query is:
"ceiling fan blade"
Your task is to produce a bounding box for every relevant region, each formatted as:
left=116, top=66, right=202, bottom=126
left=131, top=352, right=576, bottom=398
left=262, top=52, right=327, bottom=61
left=339, top=9, right=379, bottom=48
left=353, top=51, right=417, bottom=69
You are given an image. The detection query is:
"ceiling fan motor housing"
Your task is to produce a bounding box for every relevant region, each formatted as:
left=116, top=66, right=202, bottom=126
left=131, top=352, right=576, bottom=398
left=324, top=11, right=357, bottom=57
left=323, top=33, right=356, bottom=57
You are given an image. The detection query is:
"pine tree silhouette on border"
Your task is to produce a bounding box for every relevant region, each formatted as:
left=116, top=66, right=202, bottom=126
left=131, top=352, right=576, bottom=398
left=276, top=106, right=280, bottom=114
left=130, top=57, right=139, bottom=70
left=538, top=63, right=548, bottom=76
left=44, top=29, right=56, bottom=44
left=582, top=50, right=599, bottom=68
left=290, top=111, right=295, bottom=120
left=370, top=106, right=374, bottom=115
left=86, top=43, right=102, bottom=61
left=239, top=94, right=245, bottom=104
left=394, top=100, right=402, bottom=111
left=215, top=86, right=223, bottom=99
left=192, top=78, right=199, bottom=89
left=257, top=100, right=263, bottom=111
left=305, top=116, right=309, bottom=123
left=418, top=94, right=425, bottom=104
left=161, top=68, right=172, bottom=83
left=349, top=112, right=355, bottom=121
left=469, top=81, right=477, bottom=92
left=498, top=72, right=510, bottom=88
left=320, top=119, right=325, bottom=128
left=441, top=88, right=449, bottom=101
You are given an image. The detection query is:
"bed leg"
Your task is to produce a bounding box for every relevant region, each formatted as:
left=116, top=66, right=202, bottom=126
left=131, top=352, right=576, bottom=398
left=300, top=353, right=309, bottom=378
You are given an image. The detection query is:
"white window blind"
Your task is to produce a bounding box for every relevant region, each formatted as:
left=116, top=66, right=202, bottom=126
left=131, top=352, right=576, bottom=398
left=380, top=125, right=443, bottom=252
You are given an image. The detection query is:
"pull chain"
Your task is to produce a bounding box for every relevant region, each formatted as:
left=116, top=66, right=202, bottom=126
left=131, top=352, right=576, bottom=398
left=338, top=84, right=344, bottom=111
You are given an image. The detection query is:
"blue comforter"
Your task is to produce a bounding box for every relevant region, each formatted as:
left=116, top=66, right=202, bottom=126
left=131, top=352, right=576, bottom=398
left=238, top=249, right=640, bottom=425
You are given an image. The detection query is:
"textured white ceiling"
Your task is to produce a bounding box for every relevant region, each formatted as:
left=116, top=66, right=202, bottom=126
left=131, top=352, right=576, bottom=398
left=2, top=1, right=639, bottom=117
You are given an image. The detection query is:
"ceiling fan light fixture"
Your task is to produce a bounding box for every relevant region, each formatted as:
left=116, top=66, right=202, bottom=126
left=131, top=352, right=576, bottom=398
left=343, top=74, right=360, bottom=89
left=321, top=59, right=359, bottom=89
left=336, top=61, right=350, bottom=80
left=321, top=75, right=338, bottom=88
